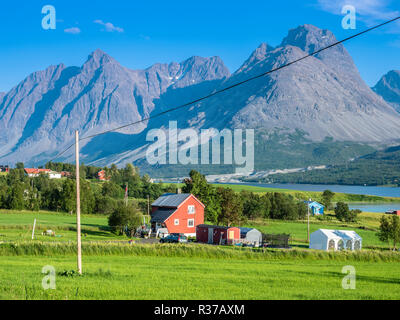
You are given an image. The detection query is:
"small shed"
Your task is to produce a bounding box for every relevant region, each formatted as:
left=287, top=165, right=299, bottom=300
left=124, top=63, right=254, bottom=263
left=196, top=224, right=240, bottom=245
left=309, top=229, right=362, bottom=251
left=304, top=201, right=324, bottom=215
left=386, top=210, right=400, bottom=216
left=240, top=228, right=262, bottom=247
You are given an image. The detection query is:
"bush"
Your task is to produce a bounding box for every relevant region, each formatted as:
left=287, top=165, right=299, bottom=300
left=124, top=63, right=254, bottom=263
left=95, top=196, right=118, bottom=215
left=335, top=202, right=359, bottom=222
left=108, top=202, right=142, bottom=237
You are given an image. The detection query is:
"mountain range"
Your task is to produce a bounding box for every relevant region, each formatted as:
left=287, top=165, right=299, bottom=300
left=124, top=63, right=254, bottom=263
left=1, top=24, right=400, bottom=177
left=373, top=70, right=400, bottom=113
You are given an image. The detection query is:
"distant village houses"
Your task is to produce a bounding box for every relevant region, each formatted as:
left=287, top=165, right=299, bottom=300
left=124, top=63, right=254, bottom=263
left=24, top=168, right=62, bottom=179
left=60, top=171, right=71, bottom=178
left=97, top=170, right=110, bottom=181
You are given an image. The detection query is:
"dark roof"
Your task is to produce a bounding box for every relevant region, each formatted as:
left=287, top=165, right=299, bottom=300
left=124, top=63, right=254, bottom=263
left=150, top=208, right=177, bottom=223
left=151, top=193, right=192, bottom=207
left=196, top=224, right=237, bottom=230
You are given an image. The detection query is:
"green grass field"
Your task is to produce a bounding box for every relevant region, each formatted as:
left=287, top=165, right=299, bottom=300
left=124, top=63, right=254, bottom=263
left=0, top=209, right=390, bottom=248
left=0, top=201, right=399, bottom=300
left=1, top=251, right=400, bottom=300
left=0, top=210, right=121, bottom=242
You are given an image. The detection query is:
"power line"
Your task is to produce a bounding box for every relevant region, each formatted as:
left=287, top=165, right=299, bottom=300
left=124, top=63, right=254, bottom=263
left=45, top=16, right=400, bottom=164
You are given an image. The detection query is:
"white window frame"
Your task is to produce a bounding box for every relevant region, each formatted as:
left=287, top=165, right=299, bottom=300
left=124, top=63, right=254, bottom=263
left=174, top=219, right=179, bottom=226
left=188, top=205, right=195, bottom=214
left=187, top=219, right=194, bottom=228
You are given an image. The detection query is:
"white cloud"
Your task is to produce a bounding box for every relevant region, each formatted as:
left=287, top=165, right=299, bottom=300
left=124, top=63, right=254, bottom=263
left=64, top=27, right=81, bottom=34
left=94, top=20, right=124, bottom=33
left=317, top=0, right=399, bottom=24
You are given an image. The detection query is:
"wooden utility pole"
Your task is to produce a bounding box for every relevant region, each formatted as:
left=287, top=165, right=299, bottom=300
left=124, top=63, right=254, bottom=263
left=147, top=195, right=150, bottom=223
left=75, top=130, right=82, bottom=275
left=124, top=182, right=129, bottom=206
left=31, top=218, right=36, bottom=240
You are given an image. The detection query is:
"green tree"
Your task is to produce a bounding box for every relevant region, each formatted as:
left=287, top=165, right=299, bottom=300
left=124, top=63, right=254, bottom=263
left=321, top=190, right=335, bottom=210
left=377, top=215, right=400, bottom=250
left=269, top=193, right=304, bottom=220
left=124, top=163, right=136, bottom=178
left=26, top=187, right=40, bottom=211
left=95, top=196, right=118, bottom=215
left=216, top=187, right=244, bottom=226
left=241, top=191, right=270, bottom=219
left=61, top=179, right=76, bottom=213
left=102, top=181, right=124, bottom=198
left=15, top=162, right=25, bottom=170
left=108, top=202, right=142, bottom=237
left=8, top=181, right=25, bottom=210
left=0, top=179, right=8, bottom=209
left=334, top=202, right=359, bottom=222
left=182, top=170, right=221, bottom=224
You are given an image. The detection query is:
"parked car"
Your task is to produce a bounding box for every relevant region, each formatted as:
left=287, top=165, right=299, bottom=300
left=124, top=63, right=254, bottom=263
left=159, top=233, right=188, bottom=243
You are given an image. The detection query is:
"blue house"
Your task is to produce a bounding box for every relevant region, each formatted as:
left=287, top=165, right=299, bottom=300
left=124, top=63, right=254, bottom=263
left=304, top=201, right=324, bottom=215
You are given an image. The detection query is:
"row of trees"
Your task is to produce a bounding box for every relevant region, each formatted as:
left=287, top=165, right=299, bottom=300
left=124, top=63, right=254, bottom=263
left=0, top=164, right=175, bottom=214
left=378, top=215, right=400, bottom=251
left=334, top=202, right=360, bottom=223
left=182, top=170, right=307, bottom=226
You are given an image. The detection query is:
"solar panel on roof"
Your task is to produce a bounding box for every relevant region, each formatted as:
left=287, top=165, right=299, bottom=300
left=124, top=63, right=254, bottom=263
left=151, top=193, right=191, bottom=207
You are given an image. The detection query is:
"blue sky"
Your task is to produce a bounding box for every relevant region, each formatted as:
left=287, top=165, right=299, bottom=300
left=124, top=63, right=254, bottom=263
left=0, top=0, right=399, bottom=92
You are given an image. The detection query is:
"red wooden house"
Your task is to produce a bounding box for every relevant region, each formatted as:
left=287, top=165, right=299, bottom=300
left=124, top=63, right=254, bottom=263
left=97, top=170, right=110, bottom=181
left=196, top=224, right=240, bottom=245
left=150, top=193, right=205, bottom=237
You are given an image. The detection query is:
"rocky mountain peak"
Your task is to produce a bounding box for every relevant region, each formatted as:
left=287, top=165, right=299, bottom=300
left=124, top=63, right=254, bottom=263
left=373, top=70, right=400, bottom=112
left=281, top=24, right=336, bottom=53
left=83, top=49, right=118, bottom=71
left=236, top=43, right=275, bottom=73
left=1, top=25, right=400, bottom=168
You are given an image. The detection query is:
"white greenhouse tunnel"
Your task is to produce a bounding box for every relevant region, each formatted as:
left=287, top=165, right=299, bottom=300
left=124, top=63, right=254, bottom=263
left=309, top=229, right=362, bottom=251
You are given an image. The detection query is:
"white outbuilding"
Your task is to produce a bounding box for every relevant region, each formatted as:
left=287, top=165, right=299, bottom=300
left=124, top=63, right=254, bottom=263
left=309, top=229, right=362, bottom=251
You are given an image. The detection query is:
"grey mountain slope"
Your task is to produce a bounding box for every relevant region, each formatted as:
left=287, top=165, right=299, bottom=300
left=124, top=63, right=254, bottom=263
left=85, top=24, right=400, bottom=167
left=178, top=25, right=400, bottom=141
left=373, top=70, right=400, bottom=113
left=1, top=25, right=400, bottom=169
left=0, top=50, right=230, bottom=165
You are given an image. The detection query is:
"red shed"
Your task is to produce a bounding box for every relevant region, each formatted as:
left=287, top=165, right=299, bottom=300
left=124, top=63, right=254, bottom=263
left=150, top=193, right=205, bottom=237
left=386, top=210, right=400, bottom=216
left=196, top=224, right=240, bottom=245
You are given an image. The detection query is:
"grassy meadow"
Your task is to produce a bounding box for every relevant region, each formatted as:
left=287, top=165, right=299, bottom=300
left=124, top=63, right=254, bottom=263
left=1, top=247, right=400, bottom=300
left=1, top=181, right=400, bottom=300
left=0, top=208, right=390, bottom=248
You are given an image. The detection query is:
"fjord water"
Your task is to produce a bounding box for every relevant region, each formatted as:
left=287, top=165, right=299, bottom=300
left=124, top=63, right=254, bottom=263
left=227, top=183, right=400, bottom=213
left=348, top=203, right=400, bottom=213
left=224, top=183, right=400, bottom=197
